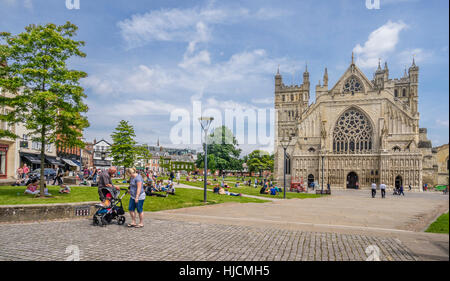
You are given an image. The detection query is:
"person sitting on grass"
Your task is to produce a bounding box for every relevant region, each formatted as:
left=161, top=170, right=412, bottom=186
left=13, top=177, right=26, bottom=186
left=259, top=185, right=269, bottom=194
left=166, top=181, right=175, bottom=195
left=59, top=184, right=71, bottom=194
left=25, top=179, right=51, bottom=196
left=218, top=186, right=241, bottom=197
left=270, top=186, right=279, bottom=196
left=24, top=178, right=39, bottom=195
left=213, top=184, right=220, bottom=193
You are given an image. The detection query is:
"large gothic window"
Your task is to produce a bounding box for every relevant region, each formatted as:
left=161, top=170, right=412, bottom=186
left=343, top=76, right=364, bottom=94
left=333, top=108, right=373, bottom=154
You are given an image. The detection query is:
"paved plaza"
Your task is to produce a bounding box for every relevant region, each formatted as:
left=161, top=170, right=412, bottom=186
left=0, top=189, right=448, bottom=261
left=0, top=217, right=417, bottom=261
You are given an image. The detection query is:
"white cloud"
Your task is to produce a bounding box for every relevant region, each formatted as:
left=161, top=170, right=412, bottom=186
left=397, top=48, right=434, bottom=65
left=251, top=97, right=274, bottom=105
left=117, top=5, right=288, bottom=50
left=353, top=20, right=408, bottom=69
left=1, top=0, right=32, bottom=9
left=117, top=6, right=247, bottom=49
left=84, top=49, right=302, bottom=100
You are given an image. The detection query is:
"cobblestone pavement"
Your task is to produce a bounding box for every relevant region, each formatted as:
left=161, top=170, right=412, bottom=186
left=0, top=217, right=417, bottom=261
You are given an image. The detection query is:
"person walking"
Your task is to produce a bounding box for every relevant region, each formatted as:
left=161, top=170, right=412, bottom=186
left=380, top=183, right=386, bottom=198
left=53, top=166, right=63, bottom=186
left=176, top=171, right=180, bottom=184
left=399, top=185, right=405, bottom=196
left=92, top=168, right=98, bottom=184
left=126, top=168, right=145, bottom=228
left=371, top=182, right=377, bottom=198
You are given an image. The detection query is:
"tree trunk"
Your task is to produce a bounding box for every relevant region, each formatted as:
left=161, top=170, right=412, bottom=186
left=39, top=127, right=46, bottom=197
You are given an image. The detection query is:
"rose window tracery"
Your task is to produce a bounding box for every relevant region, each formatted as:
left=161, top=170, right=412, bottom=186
left=343, top=76, right=364, bottom=94
left=333, top=108, right=373, bottom=153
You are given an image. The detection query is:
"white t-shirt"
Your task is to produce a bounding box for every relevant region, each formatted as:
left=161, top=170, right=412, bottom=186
left=371, top=183, right=377, bottom=190
left=380, top=184, right=386, bottom=190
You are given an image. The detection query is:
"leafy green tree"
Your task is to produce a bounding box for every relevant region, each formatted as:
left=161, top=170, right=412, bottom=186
left=134, top=145, right=152, bottom=168
left=197, top=126, right=241, bottom=176
left=110, top=120, right=136, bottom=178
left=206, top=126, right=241, bottom=176
left=246, top=150, right=273, bottom=177
left=196, top=152, right=217, bottom=174
left=0, top=22, right=89, bottom=196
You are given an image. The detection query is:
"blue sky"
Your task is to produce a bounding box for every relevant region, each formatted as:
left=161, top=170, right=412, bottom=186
left=0, top=0, right=448, bottom=154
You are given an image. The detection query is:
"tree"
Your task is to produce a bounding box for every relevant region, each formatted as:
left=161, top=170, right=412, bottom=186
left=197, top=126, right=241, bottom=176
left=0, top=22, right=89, bottom=196
left=134, top=145, right=152, bottom=168
left=246, top=150, right=273, bottom=177
left=110, top=120, right=136, bottom=178
left=195, top=152, right=217, bottom=174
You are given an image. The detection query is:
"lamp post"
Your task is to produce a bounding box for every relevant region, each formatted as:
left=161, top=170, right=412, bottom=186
left=280, top=136, right=294, bottom=199
left=321, top=155, right=324, bottom=194
left=199, top=116, right=214, bottom=203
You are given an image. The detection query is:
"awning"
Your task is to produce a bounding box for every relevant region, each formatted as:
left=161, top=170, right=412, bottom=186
left=62, top=158, right=78, bottom=167
left=21, top=154, right=41, bottom=164
left=72, top=160, right=81, bottom=167
left=45, top=156, right=64, bottom=166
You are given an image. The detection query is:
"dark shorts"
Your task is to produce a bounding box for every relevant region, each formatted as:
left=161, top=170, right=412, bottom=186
left=129, top=198, right=145, bottom=213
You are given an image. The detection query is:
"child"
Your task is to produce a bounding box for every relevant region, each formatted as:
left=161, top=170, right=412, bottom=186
left=59, top=184, right=71, bottom=194
left=24, top=179, right=39, bottom=195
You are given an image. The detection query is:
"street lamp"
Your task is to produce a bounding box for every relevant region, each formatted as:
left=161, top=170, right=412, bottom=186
left=321, top=155, right=324, bottom=194
left=199, top=116, right=214, bottom=203
left=280, top=135, right=294, bottom=199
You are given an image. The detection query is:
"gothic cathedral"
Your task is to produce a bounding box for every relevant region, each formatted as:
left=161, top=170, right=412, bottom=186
left=274, top=54, right=438, bottom=191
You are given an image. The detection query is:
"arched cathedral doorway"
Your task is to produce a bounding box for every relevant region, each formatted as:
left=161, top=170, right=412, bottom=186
left=307, top=174, right=314, bottom=187
left=347, top=172, right=358, bottom=189
left=395, top=176, right=403, bottom=189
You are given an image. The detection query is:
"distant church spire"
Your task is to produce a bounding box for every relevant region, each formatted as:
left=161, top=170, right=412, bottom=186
left=323, top=67, right=328, bottom=87
left=351, top=52, right=354, bottom=64
left=157, top=137, right=160, bottom=147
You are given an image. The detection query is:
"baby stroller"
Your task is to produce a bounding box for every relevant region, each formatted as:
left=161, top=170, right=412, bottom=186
left=93, top=187, right=128, bottom=227
left=393, top=187, right=400, bottom=195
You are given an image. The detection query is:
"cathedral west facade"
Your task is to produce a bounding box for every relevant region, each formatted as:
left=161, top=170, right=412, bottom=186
left=274, top=54, right=438, bottom=191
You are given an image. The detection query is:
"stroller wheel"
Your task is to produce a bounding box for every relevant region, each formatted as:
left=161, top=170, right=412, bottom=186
left=118, top=216, right=126, bottom=225
left=93, top=215, right=100, bottom=226
left=101, top=217, right=109, bottom=227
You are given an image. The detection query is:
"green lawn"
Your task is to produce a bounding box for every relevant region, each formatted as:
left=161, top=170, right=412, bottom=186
left=426, top=212, right=449, bottom=234
left=180, top=180, right=323, bottom=199
left=0, top=185, right=268, bottom=212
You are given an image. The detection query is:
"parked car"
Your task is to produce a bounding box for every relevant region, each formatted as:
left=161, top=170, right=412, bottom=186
left=30, top=168, right=57, bottom=180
